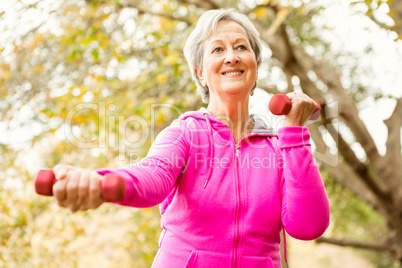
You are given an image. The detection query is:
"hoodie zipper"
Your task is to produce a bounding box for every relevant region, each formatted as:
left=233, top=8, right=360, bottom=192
left=233, top=142, right=241, bottom=268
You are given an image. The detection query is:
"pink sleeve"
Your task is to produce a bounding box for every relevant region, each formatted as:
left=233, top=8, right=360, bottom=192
left=97, top=119, right=189, bottom=208
left=278, top=127, right=330, bottom=240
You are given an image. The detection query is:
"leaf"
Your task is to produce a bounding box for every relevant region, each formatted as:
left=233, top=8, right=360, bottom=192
left=92, top=48, right=99, bottom=62
left=254, top=7, right=267, bottom=20
left=163, top=53, right=179, bottom=66
left=156, top=73, right=168, bottom=83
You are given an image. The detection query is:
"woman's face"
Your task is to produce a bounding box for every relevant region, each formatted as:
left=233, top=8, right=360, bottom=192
left=196, top=20, right=258, bottom=99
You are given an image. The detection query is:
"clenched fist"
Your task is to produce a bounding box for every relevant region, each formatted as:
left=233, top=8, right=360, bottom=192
left=52, top=164, right=104, bottom=212
left=283, top=92, right=318, bottom=127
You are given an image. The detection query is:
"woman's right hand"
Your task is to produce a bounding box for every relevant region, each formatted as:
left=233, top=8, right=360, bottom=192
left=52, top=164, right=104, bottom=212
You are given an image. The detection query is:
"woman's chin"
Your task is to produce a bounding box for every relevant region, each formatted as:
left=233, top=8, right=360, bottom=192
left=221, top=86, right=251, bottom=96
left=219, top=90, right=251, bottom=99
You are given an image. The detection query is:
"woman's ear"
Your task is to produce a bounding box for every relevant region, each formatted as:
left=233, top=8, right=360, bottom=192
left=195, top=65, right=206, bottom=87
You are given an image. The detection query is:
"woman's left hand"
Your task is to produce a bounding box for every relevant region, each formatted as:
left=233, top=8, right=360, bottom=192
left=283, top=92, right=318, bottom=127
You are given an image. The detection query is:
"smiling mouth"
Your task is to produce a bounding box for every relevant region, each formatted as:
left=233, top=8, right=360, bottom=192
left=222, top=71, right=244, bottom=76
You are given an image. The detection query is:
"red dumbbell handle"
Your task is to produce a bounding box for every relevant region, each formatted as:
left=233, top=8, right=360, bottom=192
left=35, top=169, right=126, bottom=202
left=268, top=94, right=321, bottom=120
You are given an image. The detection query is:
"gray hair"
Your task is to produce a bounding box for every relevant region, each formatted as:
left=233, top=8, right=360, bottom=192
left=183, top=8, right=263, bottom=103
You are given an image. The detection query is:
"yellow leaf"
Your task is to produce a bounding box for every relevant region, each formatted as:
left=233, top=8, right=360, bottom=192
left=254, top=7, right=267, bottom=19
left=30, top=34, right=44, bottom=49
left=156, top=73, right=168, bottom=83
left=163, top=53, right=179, bottom=66
left=33, top=65, right=45, bottom=73
left=156, top=116, right=164, bottom=126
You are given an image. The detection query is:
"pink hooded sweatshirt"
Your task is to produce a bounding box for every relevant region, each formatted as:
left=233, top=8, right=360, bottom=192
left=97, top=108, right=330, bottom=268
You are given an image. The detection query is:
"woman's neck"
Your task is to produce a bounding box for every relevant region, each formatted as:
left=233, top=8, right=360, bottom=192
left=207, top=95, right=254, bottom=143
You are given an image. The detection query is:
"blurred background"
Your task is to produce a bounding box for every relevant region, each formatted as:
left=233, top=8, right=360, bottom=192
left=1, top=0, right=401, bottom=267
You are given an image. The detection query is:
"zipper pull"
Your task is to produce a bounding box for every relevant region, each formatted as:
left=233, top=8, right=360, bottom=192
left=236, top=143, right=240, bottom=157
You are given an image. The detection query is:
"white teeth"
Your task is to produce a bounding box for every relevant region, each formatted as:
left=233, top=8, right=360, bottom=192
left=223, top=71, right=242, bottom=75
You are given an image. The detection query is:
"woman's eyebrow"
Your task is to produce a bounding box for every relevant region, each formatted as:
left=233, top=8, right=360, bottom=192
left=209, top=39, right=224, bottom=45
left=209, top=37, right=249, bottom=45
left=234, top=38, right=249, bottom=43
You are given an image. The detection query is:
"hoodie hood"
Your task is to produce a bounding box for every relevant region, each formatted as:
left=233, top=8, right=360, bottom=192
left=179, top=107, right=277, bottom=136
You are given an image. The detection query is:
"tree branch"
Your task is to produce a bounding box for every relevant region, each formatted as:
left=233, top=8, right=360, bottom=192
left=387, top=0, right=402, bottom=38
left=384, top=98, right=402, bottom=166
left=253, top=5, right=389, bottom=185
left=245, top=2, right=279, bottom=15
left=352, top=0, right=402, bottom=39
left=383, top=98, right=402, bottom=204
left=115, top=3, right=192, bottom=25
left=255, top=16, right=393, bottom=217
left=366, top=12, right=396, bottom=32
left=177, top=0, right=220, bottom=10
left=308, top=124, right=388, bottom=218
left=294, top=42, right=381, bottom=156
left=283, top=68, right=294, bottom=92
left=286, top=36, right=397, bottom=198
left=136, top=8, right=192, bottom=25
left=323, top=117, right=391, bottom=202
left=316, top=237, right=390, bottom=252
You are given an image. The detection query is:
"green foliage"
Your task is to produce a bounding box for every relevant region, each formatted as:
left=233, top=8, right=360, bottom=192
left=323, top=169, right=387, bottom=239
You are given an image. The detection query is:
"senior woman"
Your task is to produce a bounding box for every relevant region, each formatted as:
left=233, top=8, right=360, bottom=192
left=52, top=8, right=330, bottom=268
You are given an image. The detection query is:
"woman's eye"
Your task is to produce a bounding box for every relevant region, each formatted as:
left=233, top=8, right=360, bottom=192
left=237, top=45, right=247, bottom=50
left=213, top=47, right=223, bottom=53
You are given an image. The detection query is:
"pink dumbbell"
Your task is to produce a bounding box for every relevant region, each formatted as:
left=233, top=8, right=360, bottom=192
left=35, top=169, right=126, bottom=202
left=268, top=94, right=321, bottom=120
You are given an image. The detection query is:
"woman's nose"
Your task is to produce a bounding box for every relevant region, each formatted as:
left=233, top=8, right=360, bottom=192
left=224, top=49, right=240, bottom=65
